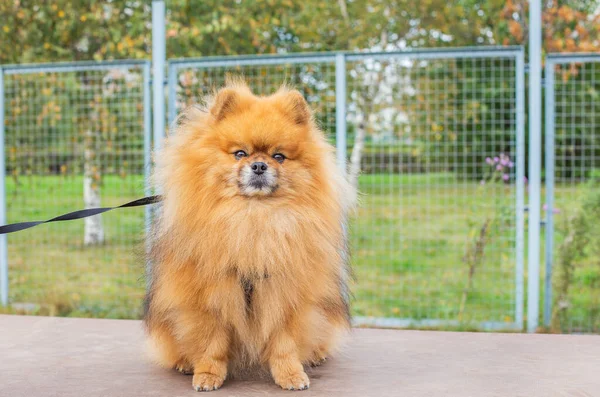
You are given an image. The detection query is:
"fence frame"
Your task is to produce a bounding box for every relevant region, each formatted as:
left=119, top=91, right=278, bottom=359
left=0, top=68, right=6, bottom=306
left=543, top=53, right=600, bottom=327
left=0, top=59, right=153, bottom=306
left=0, top=47, right=526, bottom=330
left=167, top=46, right=526, bottom=330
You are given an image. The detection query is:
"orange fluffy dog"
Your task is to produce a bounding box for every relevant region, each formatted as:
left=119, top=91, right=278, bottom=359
left=144, top=80, right=355, bottom=391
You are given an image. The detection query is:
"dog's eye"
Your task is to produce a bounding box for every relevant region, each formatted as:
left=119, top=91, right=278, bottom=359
left=272, top=153, right=286, bottom=163
left=234, top=150, right=247, bottom=160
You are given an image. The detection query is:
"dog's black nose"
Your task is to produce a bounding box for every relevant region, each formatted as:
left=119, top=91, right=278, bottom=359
left=251, top=162, right=268, bottom=175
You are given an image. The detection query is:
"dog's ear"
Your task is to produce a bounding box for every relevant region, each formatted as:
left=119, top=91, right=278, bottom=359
left=281, top=90, right=311, bottom=125
left=210, top=88, right=239, bottom=122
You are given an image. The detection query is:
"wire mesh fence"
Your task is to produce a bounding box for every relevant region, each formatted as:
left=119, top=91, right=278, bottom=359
left=1, top=61, right=151, bottom=317
left=167, top=55, right=337, bottom=135
left=1, top=48, right=598, bottom=334
left=545, top=54, right=600, bottom=334
left=168, top=48, right=525, bottom=330
left=344, top=50, right=524, bottom=328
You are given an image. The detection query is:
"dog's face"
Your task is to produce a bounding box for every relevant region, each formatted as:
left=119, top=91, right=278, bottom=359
left=195, top=85, right=326, bottom=200
left=234, top=149, right=282, bottom=197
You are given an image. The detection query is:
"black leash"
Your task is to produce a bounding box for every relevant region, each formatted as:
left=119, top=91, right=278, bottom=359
left=0, top=195, right=162, bottom=235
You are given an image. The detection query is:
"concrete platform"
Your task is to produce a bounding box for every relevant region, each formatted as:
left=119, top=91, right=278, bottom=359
left=1, top=315, right=598, bottom=396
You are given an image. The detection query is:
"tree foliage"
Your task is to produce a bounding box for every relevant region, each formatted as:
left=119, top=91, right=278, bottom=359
left=1, top=0, right=599, bottom=181
left=2, top=0, right=598, bottom=65
left=498, top=0, right=600, bottom=53
left=0, top=1, right=150, bottom=64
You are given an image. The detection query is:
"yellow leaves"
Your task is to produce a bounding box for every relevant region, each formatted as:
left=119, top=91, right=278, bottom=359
left=218, top=36, right=231, bottom=53
left=565, top=38, right=576, bottom=52
left=557, top=5, right=574, bottom=22
left=80, top=15, right=87, bottom=22
left=431, top=122, right=444, bottom=133
left=117, top=42, right=124, bottom=52
left=2, top=26, right=9, bottom=33
left=508, top=20, right=522, bottom=42
left=58, top=10, right=65, bottom=18
left=575, top=24, right=588, bottom=40
left=43, top=43, right=51, bottom=50
left=125, top=36, right=134, bottom=48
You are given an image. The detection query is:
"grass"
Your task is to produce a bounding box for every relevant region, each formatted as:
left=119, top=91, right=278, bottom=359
left=543, top=184, right=600, bottom=333
left=4, top=174, right=147, bottom=318
left=350, top=173, right=517, bottom=325
left=1, top=173, right=597, bottom=332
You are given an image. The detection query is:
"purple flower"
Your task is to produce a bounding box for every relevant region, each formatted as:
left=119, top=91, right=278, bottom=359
left=485, top=157, right=493, bottom=165
left=494, top=157, right=499, bottom=163
left=508, top=161, right=514, bottom=168
left=543, top=204, right=561, bottom=214
left=496, top=164, right=503, bottom=171
left=503, top=174, right=509, bottom=181
left=524, top=176, right=528, bottom=184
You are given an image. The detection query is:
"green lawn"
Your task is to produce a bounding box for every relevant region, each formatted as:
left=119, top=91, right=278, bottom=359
left=350, top=173, right=517, bottom=325
left=4, top=174, right=147, bottom=318
left=544, top=184, right=600, bottom=333
left=1, top=173, right=598, bottom=332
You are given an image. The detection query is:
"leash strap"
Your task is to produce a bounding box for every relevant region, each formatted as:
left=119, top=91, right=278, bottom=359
left=0, top=195, right=162, bottom=235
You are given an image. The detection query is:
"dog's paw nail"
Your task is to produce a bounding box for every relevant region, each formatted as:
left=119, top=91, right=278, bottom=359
left=192, top=372, right=224, bottom=392
left=310, top=356, right=327, bottom=367
left=277, top=371, right=310, bottom=391
left=175, top=362, right=193, bottom=375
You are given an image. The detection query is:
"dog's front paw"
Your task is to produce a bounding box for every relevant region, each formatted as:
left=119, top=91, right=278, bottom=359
left=192, top=372, right=224, bottom=392
left=275, top=371, right=310, bottom=391
left=174, top=361, right=193, bottom=375
left=309, top=356, right=327, bottom=367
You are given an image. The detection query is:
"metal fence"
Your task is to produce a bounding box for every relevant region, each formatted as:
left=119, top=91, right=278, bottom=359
left=168, top=47, right=525, bottom=330
left=0, top=60, right=152, bottom=317
left=545, top=53, right=600, bottom=333
left=15, top=47, right=600, bottom=333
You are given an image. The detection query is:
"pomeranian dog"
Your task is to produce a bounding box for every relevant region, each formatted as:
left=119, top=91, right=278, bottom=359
left=144, top=79, right=355, bottom=392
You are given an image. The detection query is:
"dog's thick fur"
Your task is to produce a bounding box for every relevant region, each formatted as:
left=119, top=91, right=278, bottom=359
left=144, top=80, right=355, bottom=391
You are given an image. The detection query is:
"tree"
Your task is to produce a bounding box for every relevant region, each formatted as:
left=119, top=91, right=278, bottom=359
left=2, top=0, right=599, bottom=189
left=497, top=0, right=600, bottom=52
left=0, top=1, right=150, bottom=245
left=0, top=1, right=150, bottom=64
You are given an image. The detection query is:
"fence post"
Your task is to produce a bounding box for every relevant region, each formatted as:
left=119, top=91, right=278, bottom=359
left=515, top=50, right=525, bottom=328
left=143, top=62, right=152, bottom=238
left=167, top=65, right=177, bottom=127
left=335, top=53, right=347, bottom=173
left=152, top=0, right=166, bottom=153
left=544, top=60, right=555, bottom=327
left=0, top=68, right=7, bottom=306
left=527, top=0, right=542, bottom=333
